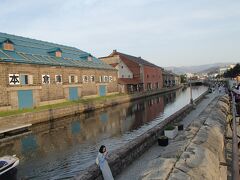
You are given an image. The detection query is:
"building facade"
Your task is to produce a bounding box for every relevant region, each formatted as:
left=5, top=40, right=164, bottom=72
left=100, top=50, right=163, bottom=93
left=162, top=70, right=180, bottom=87
left=0, top=33, right=118, bottom=110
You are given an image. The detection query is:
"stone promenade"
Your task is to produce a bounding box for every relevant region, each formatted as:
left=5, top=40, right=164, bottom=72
left=116, top=91, right=228, bottom=180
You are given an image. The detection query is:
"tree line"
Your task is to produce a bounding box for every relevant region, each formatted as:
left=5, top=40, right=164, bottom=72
left=223, top=63, right=240, bottom=78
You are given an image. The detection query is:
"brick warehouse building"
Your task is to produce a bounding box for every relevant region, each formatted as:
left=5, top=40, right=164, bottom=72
left=100, top=50, right=163, bottom=93
left=0, top=33, right=118, bottom=110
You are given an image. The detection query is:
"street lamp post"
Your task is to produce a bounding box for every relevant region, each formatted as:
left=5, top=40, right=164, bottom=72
left=190, top=78, right=193, bottom=104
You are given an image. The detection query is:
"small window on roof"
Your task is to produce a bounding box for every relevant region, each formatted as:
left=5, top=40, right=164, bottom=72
left=48, top=48, right=62, bottom=58
left=55, top=51, right=62, bottom=58
left=3, top=39, right=14, bottom=51
left=88, top=55, right=92, bottom=61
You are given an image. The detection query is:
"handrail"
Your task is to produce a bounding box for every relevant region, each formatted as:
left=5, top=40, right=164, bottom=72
left=233, top=89, right=240, bottom=95
left=231, top=92, right=240, bottom=180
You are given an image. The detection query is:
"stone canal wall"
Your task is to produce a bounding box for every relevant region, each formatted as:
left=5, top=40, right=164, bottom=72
left=74, top=90, right=208, bottom=180
left=0, top=85, right=182, bottom=128
left=140, top=95, right=229, bottom=180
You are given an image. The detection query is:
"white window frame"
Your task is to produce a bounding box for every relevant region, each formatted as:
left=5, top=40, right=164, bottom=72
left=104, top=76, right=108, bottom=82
left=99, top=76, right=103, bottom=83
left=90, top=75, right=95, bottom=83
left=109, top=76, right=113, bottom=82
left=83, top=75, right=88, bottom=83
left=42, top=75, right=50, bottom=84
left=20, top=74, right=33, bottom=85
left=28, top=75, right=33, bottom=85
left=69, top=75, right=78, bottom=83
left=55, top=75, right=62, bottom=84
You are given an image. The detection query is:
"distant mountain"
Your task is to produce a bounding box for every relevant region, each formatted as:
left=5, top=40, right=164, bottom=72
left=165, top=63, right=236, bottom=75
left=197, top=67, right=219, bottom=74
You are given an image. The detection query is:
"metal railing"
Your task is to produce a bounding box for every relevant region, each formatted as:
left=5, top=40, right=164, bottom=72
left=231, top=92, right=240, bottom=180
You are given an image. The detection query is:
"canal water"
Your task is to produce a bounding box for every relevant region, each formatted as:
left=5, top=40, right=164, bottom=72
left=0, top=86, right=208, bottom=180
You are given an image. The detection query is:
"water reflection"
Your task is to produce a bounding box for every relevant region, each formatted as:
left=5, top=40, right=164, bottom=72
left=0, top=86, right=207, bottom=179
left=71, top=121, right=81, bottom=134
left=21, top=135, right=37, bottom=153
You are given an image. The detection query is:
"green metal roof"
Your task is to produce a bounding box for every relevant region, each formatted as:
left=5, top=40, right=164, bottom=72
left=0, top=32, right=114, bottom=70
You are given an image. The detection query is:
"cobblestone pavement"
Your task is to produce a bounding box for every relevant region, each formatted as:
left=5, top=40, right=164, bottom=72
left=116, top=91, right=222, bottom=180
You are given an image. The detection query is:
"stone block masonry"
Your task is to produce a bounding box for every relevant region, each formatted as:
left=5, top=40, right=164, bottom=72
left=140, top=95, right=229, bottom=180
left=0, top=62, right=118, bottom=109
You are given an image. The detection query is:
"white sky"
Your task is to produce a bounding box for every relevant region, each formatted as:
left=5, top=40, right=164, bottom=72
left=1, top=0, right=240, bottom=67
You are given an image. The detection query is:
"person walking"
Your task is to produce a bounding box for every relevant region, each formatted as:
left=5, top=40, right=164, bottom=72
left=96, top=145, right=114, bottom=180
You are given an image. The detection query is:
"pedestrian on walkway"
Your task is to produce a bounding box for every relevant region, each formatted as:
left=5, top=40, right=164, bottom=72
left=96, top=145, right=114, bottom=180
left=218, top=86, right=221, bottom=93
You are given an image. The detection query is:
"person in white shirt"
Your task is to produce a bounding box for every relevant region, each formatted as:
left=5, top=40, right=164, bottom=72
left=96, top=145, right=114, bottom=180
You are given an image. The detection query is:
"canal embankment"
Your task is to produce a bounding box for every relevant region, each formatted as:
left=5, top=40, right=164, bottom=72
left=74, top=89, right=209, bottom=180
left=0, top=85, right=182, bottom=134
left=139, top=95, right=228, bottom=180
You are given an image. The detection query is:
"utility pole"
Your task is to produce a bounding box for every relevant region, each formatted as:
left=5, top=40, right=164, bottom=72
left=190, top=78, right=193, bottom=104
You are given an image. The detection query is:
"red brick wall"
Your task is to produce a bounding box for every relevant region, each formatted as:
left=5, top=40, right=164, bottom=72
left=143, top=66, right=163, bottom=90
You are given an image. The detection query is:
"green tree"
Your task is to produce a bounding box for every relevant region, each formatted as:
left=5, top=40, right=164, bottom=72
left=224, top=63, right=240, bottom=78
left=215, top=74, right=221, bottom=79
left=180, top=74, right=187, bottom=83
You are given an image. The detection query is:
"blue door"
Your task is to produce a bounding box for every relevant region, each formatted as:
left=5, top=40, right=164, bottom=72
left=69, top=87, right=79, bottom=100
left=99, top=85, right=106, bottom=96
left=18, top=90, right=33, bottom=109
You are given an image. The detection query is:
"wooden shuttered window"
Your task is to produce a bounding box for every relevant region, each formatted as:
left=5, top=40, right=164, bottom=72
left=69, top=75, right=78, bottom=83
left=20, top=74, right=33, bottom=85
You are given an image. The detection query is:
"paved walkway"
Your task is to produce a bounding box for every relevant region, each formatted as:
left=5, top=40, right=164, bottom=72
left=116, top=91, right=222, bottom=180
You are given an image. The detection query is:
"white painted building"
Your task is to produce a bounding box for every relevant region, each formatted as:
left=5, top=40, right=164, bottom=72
left=115, top=61, right=133, bottom=79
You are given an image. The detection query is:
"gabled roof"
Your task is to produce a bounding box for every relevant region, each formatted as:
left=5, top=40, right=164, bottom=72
left=163, top=70, right=179, bottom=77
left=110, top=51, right=162, bottom=68
left=48, top=47, right=62, bottom=53
left=0, top=32, right=114, bottom=70
left=0, top=38, right=14, bottom=44
left=118, top=54, right=140, bottom=76
left=110, top=63, right=118, bottom=68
